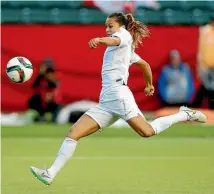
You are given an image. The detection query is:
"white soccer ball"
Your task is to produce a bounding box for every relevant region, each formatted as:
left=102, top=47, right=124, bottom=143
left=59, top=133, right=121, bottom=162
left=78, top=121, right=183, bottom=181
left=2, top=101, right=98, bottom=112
left=6, top=56, right=33, bottom=83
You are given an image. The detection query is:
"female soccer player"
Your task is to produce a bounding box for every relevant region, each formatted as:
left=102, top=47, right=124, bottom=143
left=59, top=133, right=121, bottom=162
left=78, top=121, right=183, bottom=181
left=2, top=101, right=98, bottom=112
left=30, top=12, right=207, bottom=185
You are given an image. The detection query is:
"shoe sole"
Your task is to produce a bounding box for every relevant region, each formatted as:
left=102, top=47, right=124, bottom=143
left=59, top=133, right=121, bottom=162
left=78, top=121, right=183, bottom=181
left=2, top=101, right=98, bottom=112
left=30, top=167, right=50, bottom=186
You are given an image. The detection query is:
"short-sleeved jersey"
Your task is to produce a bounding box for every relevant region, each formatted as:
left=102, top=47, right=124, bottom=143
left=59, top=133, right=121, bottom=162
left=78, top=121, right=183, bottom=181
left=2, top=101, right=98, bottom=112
left=100, top=27, right=141, bottom=102
left=130, top=51, right=141, bottom=65
left=101, top=27, right=141, bottom=87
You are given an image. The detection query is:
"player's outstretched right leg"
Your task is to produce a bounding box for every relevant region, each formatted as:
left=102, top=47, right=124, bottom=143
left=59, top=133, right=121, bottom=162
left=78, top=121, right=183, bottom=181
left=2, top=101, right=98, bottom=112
left=128, top=106, right=207, bottom=137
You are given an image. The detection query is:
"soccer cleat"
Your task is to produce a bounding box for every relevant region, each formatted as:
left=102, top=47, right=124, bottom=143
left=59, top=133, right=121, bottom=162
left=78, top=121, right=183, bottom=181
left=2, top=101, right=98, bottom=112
left=30, top=166, right=53, bottom=186
left=179, top=106, right=207, bottom=123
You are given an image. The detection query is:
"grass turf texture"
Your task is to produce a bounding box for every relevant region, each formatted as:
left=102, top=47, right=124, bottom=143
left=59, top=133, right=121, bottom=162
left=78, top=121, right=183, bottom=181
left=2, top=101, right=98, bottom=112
left=2, top=123, right=214, bottom=194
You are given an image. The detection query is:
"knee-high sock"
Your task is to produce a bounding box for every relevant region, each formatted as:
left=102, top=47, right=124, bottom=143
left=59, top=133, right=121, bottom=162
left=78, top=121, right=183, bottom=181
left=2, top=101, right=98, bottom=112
left=48, top=137, right=77, bottom=178
left=150, top=111, right=187, bottom=134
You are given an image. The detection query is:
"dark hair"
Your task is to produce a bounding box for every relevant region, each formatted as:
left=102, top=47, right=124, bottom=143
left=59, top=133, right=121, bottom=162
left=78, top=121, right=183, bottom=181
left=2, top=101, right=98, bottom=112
left=108, top=12, right=150, bottom=47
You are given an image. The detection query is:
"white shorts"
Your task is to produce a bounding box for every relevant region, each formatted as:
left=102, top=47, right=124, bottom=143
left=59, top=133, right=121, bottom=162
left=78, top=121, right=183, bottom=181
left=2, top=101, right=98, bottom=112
left=85, top=86, right=143, bottom=129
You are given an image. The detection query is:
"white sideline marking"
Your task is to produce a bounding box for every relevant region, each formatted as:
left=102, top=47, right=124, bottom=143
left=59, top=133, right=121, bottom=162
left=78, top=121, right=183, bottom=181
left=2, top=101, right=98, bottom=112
left=16, top=137, right=214, bottom=142
left=3, top=156, right=213, bottom=161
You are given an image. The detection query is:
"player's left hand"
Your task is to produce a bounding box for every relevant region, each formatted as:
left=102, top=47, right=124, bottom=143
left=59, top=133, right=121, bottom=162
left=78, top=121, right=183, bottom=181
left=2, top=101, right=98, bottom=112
left=144, top=85, right=155, bottom=96
left=88, top=38, right=100, bottom=49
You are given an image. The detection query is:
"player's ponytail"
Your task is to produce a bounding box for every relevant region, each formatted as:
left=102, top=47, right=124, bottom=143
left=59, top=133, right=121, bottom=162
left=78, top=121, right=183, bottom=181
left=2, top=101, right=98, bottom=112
left=108, top=12, right=150, bottom=48
left=125, top=13, right=150, bottom=48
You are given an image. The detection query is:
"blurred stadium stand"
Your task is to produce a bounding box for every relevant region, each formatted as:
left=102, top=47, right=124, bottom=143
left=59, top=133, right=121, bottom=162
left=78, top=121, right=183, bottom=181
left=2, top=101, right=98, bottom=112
left=1, top=0, right=214, bottom=25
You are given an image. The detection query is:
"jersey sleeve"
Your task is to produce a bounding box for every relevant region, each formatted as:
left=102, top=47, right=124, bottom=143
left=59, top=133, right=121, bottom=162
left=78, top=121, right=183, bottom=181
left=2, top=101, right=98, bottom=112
left=112, top=29, right=130, bottom=47
left=130, top=52, right=141, bottom=64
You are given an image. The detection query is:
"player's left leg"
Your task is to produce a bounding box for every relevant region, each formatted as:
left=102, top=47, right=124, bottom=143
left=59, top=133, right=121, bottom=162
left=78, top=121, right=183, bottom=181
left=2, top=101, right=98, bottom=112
left=127, top=106, right=207, bottom=137
left=30, top=105, right=119, bottom=185
left=30, top=114, right=100, bottom=185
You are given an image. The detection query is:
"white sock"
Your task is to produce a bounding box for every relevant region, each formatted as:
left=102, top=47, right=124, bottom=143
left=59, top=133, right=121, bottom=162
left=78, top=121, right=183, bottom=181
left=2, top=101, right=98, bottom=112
left=150, top=111, right=187, bottom=134
left=48, top=137, right=78, bottom=178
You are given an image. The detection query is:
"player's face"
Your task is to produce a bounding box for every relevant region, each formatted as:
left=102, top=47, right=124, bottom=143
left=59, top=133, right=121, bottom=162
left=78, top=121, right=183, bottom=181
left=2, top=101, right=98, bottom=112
left=105, top=17, right=121, bottom=37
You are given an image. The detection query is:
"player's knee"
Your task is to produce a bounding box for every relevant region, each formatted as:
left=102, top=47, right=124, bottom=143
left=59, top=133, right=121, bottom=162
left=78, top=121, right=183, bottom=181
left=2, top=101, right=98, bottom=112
left=143, top=132, right=154, bottom=137
left=140, top=129, right=155, bottom=138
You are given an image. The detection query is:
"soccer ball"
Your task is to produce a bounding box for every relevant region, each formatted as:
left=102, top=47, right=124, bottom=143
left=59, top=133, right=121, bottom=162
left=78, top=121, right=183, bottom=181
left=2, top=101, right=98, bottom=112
left=6, top=56, right=33, bottom=83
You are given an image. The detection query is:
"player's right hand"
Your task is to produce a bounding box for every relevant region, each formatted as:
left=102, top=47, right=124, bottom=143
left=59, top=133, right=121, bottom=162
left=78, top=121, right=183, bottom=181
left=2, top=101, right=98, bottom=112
left=88, top=38, right=100, bottom=49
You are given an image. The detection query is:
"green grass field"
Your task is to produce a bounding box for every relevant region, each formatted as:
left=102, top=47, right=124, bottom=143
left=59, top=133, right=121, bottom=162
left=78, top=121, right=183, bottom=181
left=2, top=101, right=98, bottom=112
left=2, top=123, right=214, bottom=194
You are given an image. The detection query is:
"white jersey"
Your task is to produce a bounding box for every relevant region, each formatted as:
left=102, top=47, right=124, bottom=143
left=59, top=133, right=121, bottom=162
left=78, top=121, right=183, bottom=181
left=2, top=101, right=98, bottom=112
left=100, top=27, right=141, bottom=102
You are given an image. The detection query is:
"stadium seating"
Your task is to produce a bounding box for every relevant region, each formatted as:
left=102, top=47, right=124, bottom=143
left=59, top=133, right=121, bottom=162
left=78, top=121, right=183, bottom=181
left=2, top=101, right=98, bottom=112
left=1, top=1, right=82, bottom=8
left=164, top=9, right=193, bottom=25
left=1, top=1, right=214, bottom=24
left=136, top=9, right=164, bottom=25
left=1, top=8, right=23, bottom=23
left=159, top=1, right=184, bottom=10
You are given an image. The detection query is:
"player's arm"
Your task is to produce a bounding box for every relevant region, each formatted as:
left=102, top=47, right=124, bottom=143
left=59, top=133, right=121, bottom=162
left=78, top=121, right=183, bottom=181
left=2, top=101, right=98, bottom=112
left=98, top=37, right=120, bottom=46
left=135, top=59, right=153, bottom=87
left=88, top=37, right=120, bottom=48
left=132, top=54, right=154, bottom=96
